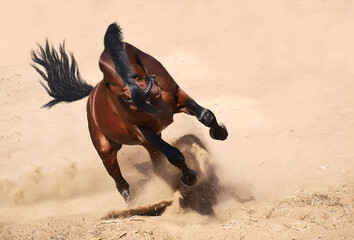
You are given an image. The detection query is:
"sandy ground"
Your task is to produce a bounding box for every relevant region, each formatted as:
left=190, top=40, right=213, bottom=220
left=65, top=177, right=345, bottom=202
left=0, top=0, right=353, bottom=239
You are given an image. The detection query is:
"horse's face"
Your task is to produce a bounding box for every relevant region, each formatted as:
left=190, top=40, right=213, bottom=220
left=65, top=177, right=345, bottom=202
left=125, top=76, right=162, bottom=112
left=100, top=52, right=162, bottom=113
left=106, top=74, right=162, bottom=113
left=136, top=76, right=162, bottom=99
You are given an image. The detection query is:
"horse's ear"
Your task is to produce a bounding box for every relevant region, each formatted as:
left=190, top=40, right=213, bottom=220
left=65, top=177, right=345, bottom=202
left=134, top=55, right=147, bottom=80
left=135, top=64, right=147, bottom=80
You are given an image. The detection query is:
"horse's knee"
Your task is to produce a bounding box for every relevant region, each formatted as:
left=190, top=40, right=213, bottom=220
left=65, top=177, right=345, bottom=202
left=97, top=141, right=122, bottom=163
left=97, top=143, right=113, bottom=157
left=90, top=131, right=115, bottom=160
left=95, top=144, right=124, bottom=183
left=198, top=109, right=216, bottom=127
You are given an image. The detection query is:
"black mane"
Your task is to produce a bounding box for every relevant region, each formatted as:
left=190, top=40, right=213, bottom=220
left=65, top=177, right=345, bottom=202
left=104, top=23, right=156, bottom=113
left=104, top=23, right=138, bottom=83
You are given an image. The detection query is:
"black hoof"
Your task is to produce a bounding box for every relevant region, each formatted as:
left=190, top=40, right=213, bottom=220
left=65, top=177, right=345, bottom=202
left=210, top=124, right=228, bottom=141
left=181, top=169, right=198, bottom=186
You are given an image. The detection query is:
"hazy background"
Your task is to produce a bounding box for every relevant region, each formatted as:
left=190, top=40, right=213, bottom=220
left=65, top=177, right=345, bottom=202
left=0, top=0, right=353, bottom=222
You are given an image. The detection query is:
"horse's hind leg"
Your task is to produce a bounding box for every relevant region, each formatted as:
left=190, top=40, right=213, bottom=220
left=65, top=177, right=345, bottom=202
left=89, top=127, right=130, bottom=203
left=176, top=89, right=228, bottom=140
left=140, top=127, right=197, bottom=186
left=143, top=143, right=180, bottom=190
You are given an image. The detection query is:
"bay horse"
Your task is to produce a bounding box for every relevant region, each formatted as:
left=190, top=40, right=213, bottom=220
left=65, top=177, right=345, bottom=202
left=31, top=23, right=228, bottom=203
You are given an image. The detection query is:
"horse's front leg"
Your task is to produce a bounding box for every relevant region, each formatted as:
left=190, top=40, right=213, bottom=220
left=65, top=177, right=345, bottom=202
left=96, top=141, right=131, bottom=203
left=139, top=126, right=197, bottom=186
left=88, top=122, right=130, bottom=203
left=176, top=89, right=228, bottom=140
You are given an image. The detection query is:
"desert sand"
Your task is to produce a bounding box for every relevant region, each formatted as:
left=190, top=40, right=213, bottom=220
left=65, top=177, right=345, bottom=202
left=0, top=0, right=353, bottom=239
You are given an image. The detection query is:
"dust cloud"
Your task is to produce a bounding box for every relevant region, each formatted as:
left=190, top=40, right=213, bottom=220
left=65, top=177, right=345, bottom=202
left=0, top=133, right=254, bottom=222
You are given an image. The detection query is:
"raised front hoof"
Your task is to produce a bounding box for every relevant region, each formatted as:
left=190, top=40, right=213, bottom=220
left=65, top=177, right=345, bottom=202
left=181, top=169, right=198, bottom=186
left=210, top=124, right=228, bottom=141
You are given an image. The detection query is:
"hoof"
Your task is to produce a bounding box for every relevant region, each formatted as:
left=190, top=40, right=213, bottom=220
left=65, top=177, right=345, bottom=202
left=210, top=124, right=228, bottom=141
left=116, top=182, right=130, bottom=204
left=121, top=189, right=130, bottom=204
left=181, top=169, right=198, bottom=186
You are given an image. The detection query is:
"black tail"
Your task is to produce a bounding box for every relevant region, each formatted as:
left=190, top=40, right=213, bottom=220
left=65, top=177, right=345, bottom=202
left=104, top=23, right=156, bottom=113
left=31, top=40, right=93, bottom=108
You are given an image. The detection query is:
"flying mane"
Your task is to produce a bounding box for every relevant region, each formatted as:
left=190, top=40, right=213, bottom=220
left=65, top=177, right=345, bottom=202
left=103, top=23, right=138, bottom=84
left=103, top=22, right=155, bottom=113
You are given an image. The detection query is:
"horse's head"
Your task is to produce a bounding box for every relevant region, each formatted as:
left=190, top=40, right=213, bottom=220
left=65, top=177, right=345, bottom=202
left=102, top=22, right=167, bottom=114
left=130, top=64, right=162, bottom=105
left=116, top=74, right=162, bottom=113
left=100, top=52, right=160, bottom=113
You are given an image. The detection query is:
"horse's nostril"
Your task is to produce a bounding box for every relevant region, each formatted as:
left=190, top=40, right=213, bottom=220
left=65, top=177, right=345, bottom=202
left=146, top=97, right=151, bottom=104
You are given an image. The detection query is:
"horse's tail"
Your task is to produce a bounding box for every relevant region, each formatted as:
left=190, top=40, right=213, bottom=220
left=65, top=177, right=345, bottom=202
left=104, top=22, right=156, bottom=113
left=31, top=40, right=93, bottom=108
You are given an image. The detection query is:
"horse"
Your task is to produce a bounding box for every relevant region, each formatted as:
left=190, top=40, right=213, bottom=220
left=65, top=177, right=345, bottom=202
left=31, top=22, right=228, bottom=204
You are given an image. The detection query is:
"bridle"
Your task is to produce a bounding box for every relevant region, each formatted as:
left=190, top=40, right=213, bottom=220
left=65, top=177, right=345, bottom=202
left=123, top=74, right=158, bottom=103
left=106, top=74, right=159, bottom=104
left=143, top=74, right=157, bottom=96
